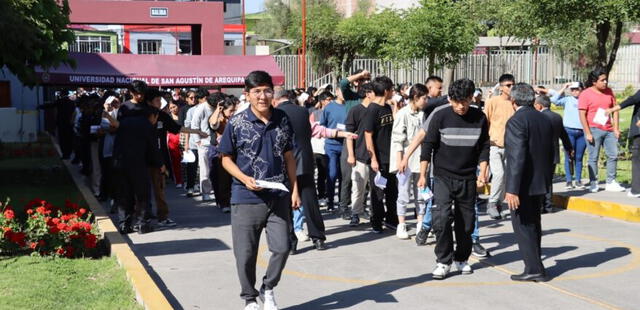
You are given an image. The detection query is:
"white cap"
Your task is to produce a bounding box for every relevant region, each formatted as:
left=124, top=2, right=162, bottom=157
left=569, top=82, right=581, bottom=89
left=160, top=97, right=168, bottom=110
left=105, top=96, right=117, bottom=104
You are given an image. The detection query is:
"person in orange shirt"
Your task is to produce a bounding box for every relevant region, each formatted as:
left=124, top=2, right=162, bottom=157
left=484, top=74, right=516, bottom=219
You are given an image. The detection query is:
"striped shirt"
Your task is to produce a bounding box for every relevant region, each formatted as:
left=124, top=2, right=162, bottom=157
left=422, top=105, right=490, bottom=180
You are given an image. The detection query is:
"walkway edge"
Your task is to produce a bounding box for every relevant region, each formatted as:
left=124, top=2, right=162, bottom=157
left=552, top=194, right=640, bottom=223
left=54, top=137, right=172, bottom=310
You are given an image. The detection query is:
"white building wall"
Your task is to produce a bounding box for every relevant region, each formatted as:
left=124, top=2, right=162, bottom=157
left=129, top=32, right=180, bottom=55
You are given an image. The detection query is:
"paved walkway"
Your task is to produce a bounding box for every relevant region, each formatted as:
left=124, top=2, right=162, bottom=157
left=110, top=187, right=640, bottom=310
left=552, top=180, right=639, bottom=207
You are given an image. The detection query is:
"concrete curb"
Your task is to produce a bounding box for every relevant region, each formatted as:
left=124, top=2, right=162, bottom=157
left=552, top=194, right=640, bottom=223
left=52, top=136, right=172, bottom=310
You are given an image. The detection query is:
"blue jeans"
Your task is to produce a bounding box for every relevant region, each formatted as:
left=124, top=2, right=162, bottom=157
left=564, top=127, right=587, bottom=183
left=587, top=127, right=618, bottom=183
left=324, top=143, right=343, bottom=207
left=293, top=206, right=305, bottom=232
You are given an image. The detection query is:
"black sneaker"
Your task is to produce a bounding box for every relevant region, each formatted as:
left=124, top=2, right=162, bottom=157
left=472, top=242, right=489, bottom=258
left=118, top=224, right=133, bottom=234
left=372, top=225, right=384, bottom=234
left=415, top=227, right=430, bottom=246
left=136, top=224, right=154, bottom=234
left=158, top=219, right=177, bottom=227
left=349, top=214, right=360, bottom=227
left=313, top=239, right=327, bottom=251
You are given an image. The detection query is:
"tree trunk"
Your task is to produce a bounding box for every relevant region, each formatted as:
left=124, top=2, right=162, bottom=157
left=428, top=52, right=436, bottom=76
left=595, top=20, right=611, bottom=70
left=605, top=21, right=623, bottom=74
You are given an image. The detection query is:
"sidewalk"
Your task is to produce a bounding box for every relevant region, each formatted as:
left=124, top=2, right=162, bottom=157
left=110, top=187, right=640, bottom=310
left=552, top=181, right=640, bottom=223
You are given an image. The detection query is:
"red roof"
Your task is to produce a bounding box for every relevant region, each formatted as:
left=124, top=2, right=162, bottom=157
left=36, top=53, right=284, bottom=87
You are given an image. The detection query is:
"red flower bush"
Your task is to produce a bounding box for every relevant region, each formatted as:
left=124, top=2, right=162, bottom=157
left=1, top=198, right=100, bottom=257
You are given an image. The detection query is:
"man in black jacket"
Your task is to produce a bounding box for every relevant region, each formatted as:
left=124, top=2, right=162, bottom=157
left=534, top=95, right=574, bottom=212
left=606, top=90, right=640, bottom=197
left=113, top=105, right=165, bottom=234
left=504, top=83, right=554, bottom=282
left=274, top=89, right=327, bottom=251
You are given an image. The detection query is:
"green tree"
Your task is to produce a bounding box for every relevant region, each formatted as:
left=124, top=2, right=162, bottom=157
left=0, top=0, right=75, bottom=86
left=383, top=0, right=483, bottom=74
left=487, top=0, right=640, bottom=73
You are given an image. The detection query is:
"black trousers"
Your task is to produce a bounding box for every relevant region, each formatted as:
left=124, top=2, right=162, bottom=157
left=186, top=148, right=199, bottom=190
left=368, top=164, right=398, bottom=228
left=296, top=173, right=326, bottom=242
left=115, top=165, right=151, bottom=227
left=100, top=157, right=115, bottom=199
left=339, top=144, right=352, bottom=209
left=210, top=156, right=232, bottom=209
left=544, top=164, right=556, bottom=209
left=432, top=176, right=476, bottom=264
left=511, top=195, right=545, bottom=275
left=314, top=153, right=328, bottom=199
left=58, top=125, right=73, bottom=159
left=631, top=136, right=640, bottom=194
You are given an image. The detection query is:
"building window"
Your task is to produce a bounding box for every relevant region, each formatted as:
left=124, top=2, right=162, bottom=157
left=138, top=40, right=162, bottom=55
left=69, top=35, right=112, bottom=53
left=179, top=40, right=192, bottom=54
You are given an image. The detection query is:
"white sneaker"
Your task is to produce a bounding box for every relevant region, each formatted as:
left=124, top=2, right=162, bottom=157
left=589, top=181, right=599, bottom=193
left=202, top=194, right=212, bottom=201
left=295, top=230, right=310, bottom=242
left=627, top=190, right=640, bottom=198
left=605, top=180, right=625, bottom=192
left=432, top=263, right=451, bottom=280
left=175, top=183, right=183, bottom=189
left=454, top=261, right=473, bottom=274
left=260, top=289, right=278, bottom=310
left=396, top=223, right=409, bottom=239
left=416, top=223, right=422, bottom=235
left=244, top=302, right=259, bottom=310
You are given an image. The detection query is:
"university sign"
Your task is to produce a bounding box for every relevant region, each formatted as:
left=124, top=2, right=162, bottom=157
left=39, top=73, right=247, bottom=86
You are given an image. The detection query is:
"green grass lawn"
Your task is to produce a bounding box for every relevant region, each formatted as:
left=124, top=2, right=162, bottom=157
left=0, top=256, right=141, bottom=310
left=0, top=138, right=141, bottom=310
left=553, top=105, right=635, bottom=184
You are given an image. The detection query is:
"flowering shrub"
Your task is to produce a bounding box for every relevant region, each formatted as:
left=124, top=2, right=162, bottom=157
left=0, top=198, right=100, bottom=258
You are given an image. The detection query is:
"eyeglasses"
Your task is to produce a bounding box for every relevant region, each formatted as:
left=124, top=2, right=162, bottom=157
left=249, top=89, right=274, bottom=98
left=188, top=96, right=195, bottom=99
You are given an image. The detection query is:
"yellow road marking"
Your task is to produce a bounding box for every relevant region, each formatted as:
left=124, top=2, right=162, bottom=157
left=255, top=231, right=639, bottom=309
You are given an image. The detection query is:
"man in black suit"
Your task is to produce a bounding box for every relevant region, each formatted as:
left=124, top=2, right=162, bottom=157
left=113, top=105, right=165, bottom=234
left=274, top=89, right=328, bottom=252
left=504, top=83, right=554, bottom=282
left=534, top=95, right=574, bottom=212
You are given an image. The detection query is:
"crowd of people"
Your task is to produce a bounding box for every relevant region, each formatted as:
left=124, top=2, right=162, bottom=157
left=44, top=67, right=640, bottom=310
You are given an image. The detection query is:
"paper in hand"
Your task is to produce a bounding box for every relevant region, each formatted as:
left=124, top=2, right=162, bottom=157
left=419, top=187, right=434, bottom=201
left=374, top=172, right=387, bottom=189
left=396, top=167, right=411, bottom=186
left=593, top=108, right=609, bottom=126
left=255, top=180, right=290, bottom=192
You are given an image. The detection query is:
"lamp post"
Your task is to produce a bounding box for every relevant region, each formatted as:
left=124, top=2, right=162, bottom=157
left=242, top=0, right=246, bottom=56
left=301, top=0, right=307, bottom=88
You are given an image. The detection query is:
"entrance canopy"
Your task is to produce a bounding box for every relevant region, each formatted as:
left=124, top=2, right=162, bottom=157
left=36, top=53, right=285, bottom=87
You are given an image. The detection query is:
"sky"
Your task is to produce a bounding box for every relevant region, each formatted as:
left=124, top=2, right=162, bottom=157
left=246, top=0, right=265, bottom=14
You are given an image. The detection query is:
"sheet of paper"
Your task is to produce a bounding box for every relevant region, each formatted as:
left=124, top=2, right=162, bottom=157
left=419, top=187, right=434, bottom=201
left=374, top=172, right=387, bottom=189
left=255, top=180, right=290, bottom=192
left=396, top=167, right=411, bottom=186
left=593, top=108, right=609, bottom=126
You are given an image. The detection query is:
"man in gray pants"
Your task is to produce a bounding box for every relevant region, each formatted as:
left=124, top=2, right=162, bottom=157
left=219, top=71, right=301, bottom=310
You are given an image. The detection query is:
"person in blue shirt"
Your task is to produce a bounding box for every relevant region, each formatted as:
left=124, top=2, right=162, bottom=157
left=319, top=91, right=347, bottom=211
left=218, top=71, right=300, bottom=310
left=539, top=82, right=586, bottom=189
